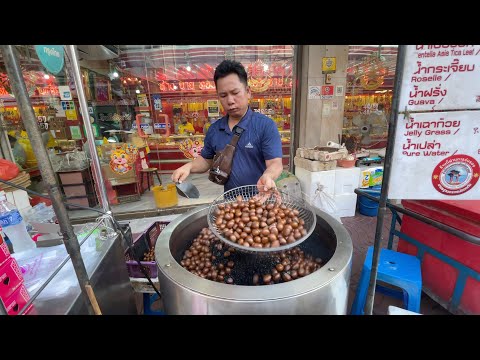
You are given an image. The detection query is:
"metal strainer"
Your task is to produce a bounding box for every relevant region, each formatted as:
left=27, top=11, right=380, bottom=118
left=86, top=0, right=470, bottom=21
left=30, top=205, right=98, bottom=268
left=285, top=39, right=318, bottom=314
left=207, top=185, right=317, bottom=254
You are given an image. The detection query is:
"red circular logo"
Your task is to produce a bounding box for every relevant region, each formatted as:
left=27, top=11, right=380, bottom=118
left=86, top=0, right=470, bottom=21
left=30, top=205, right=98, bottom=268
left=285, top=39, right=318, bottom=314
left=432, top=154, right=480, bottom=195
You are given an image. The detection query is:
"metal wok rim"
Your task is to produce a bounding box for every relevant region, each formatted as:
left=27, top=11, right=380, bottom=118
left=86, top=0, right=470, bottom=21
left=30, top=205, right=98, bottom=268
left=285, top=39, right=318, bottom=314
left=155, top=205, right=352, bottom=301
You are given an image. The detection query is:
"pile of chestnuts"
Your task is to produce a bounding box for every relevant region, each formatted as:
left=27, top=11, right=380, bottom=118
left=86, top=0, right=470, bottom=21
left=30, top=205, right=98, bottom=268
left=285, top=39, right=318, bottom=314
left=142, top=247, right=155, bottom=262
left=213, top=195, right=308, bottom=249
left=179, top=227, right=323, bottom=286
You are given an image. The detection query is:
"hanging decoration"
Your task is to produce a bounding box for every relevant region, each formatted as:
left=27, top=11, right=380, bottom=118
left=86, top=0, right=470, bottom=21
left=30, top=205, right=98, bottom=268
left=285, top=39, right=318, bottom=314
left=0, top=66, right=39, bottom=97
left=247, top=60, right=271, bottom=93
left=125, top=143, right=139, bottom=162
left=178, top=138, right=204, bottom=160
left=109, top=144, right=138, bottom=174
left=354, top=51, right=389, bottom=91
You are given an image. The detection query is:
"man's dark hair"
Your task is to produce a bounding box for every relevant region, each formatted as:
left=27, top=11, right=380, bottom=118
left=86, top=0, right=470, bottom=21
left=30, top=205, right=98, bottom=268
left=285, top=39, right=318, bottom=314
left=377, top=103, right=384, bottom=111
left=213, top=60, right=248, bottom=88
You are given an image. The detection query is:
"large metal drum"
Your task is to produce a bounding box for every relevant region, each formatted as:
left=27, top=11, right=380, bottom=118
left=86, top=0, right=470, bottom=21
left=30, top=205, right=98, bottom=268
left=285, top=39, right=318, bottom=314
left=155, top=205, right=352, bottom=314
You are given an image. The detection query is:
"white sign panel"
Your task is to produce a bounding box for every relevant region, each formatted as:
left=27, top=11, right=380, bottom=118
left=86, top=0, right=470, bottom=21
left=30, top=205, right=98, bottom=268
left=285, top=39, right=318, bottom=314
left=308, top=86, right=321, bottom=99
left=58, top=85, right=72, bottom=100
left=399, top=45, right=480, bottom=111
left=389, top=111, right=480, bottom=199
left=335, top=85, right=344, bottom=97
left=322, top=102, right=331, bottom=116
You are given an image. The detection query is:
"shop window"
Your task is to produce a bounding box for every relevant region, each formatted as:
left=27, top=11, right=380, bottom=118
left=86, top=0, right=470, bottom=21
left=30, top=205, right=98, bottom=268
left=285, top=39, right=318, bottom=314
left=342, top=45, right=397, bottom=153
left=111, top=45, right=295, bottom=175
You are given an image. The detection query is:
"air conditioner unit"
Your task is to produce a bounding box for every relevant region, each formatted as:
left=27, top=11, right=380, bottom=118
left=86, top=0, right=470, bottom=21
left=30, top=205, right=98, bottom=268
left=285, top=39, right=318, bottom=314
left=76, top=45, right=119, bottom=60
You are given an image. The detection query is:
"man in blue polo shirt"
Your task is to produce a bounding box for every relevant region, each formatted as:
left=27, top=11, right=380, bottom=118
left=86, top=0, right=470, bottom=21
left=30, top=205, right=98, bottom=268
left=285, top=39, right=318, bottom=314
left=172, top=60, right=283, bottom=192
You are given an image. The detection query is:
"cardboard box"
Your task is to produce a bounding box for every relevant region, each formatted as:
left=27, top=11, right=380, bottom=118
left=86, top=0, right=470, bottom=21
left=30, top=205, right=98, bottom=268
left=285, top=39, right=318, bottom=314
left=294, top=156, right=337, bottom=172
left=295, top=167, right=335, bottom=202
left=334, top=167, right=361, bottom=195
left=334, top=193, right=358, bottom=218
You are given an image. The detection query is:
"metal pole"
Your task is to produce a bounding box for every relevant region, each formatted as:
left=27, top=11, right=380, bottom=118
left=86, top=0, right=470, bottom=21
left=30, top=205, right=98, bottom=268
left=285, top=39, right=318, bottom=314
left=290, top=45, right=303, bottom=173
left=364, top=45, right=407, bottom=315
left=65, top=45, right=111, bottom=214
left=0, top=114, right=15, bottom=162
left=0, top=45, right=95, bottom=315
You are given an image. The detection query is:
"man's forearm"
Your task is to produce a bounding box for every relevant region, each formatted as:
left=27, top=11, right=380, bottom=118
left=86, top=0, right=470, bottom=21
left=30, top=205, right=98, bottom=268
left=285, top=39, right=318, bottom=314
left=189, top=155, right=213, bottom=174
left=263, top=158, right=283, bottom=180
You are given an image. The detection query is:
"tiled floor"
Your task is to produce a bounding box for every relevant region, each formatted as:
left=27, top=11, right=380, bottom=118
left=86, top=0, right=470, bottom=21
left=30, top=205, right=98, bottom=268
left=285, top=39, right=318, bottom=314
left=68, top=173, right=224, bottom=220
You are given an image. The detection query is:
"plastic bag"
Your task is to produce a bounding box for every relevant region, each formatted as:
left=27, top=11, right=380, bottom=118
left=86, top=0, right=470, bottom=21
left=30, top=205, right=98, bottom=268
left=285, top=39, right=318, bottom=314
left=0, top=159, right=20, bottom=181
left=49, top=150, right=89, bottom=172
left=16, top=132, right=39, bottom=168
left=311, top=184, right=342, bottom=223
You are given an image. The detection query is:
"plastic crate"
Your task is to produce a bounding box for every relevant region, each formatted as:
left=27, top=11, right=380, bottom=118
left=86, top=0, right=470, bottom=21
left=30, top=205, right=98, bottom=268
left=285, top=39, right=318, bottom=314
left=125, top=221, right=169, bottom=279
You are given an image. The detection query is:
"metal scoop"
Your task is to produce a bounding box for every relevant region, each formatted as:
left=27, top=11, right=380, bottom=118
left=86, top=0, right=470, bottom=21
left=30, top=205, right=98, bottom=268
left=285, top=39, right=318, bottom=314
left=175, top=181, right=200, bottom=198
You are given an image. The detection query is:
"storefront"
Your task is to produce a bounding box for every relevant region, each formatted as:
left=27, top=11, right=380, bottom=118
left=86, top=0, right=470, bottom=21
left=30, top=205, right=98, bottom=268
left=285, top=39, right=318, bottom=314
left=342, top=45, right=398, bottom=153
left=0, top=45, right=403, bottom=219
left=0, top=45, right=297, bottom=217
left=111, top=45, right=294, bottom=174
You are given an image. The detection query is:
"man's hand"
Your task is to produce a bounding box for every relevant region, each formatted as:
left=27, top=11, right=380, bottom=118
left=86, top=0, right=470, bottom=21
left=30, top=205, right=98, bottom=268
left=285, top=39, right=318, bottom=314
left=172, top=163, right=192, bottom=183
left=257, top=158, right=283, bottom=192
left=257, top=173, right=276, bottom=192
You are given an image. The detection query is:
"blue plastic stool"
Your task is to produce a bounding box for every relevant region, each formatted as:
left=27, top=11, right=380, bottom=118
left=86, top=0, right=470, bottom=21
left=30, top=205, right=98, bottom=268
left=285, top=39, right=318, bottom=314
left=351, top=246, right=422, bottom=315
left=143, top=293, right=165, bottom=315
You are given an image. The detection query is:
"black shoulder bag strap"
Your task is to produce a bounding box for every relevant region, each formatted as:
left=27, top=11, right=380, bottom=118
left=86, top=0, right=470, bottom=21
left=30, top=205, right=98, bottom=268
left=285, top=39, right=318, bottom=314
left=230, top=125, right=244, bottom=147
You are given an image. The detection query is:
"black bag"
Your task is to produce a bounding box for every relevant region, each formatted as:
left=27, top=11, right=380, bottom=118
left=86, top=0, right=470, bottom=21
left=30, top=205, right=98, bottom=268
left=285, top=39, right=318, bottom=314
left=208, top=126, right=244, bottom=185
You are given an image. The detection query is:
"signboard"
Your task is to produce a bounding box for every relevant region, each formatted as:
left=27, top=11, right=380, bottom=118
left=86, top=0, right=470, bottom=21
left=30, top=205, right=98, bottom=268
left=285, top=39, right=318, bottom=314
left=154, top=123, right=166, bottom=129
left=69, top=125, right=82, bottom=140
left=322, top=102, right=331, bottom=116
left=388, top=111, right=480, bottom=199
left=65, top=109, right=78, bottom=120
left=320, top=85, right=334, bottom=99
left=335, top=85, right=344, bottom=97
left=322, top=57, right=336, bottom=74
left=61, top=100, right=75, bottom=110
left=152, top=94, right=162, bottom=111
left=207, top=99, right=219, bottom=117
left=34, top=45, right=65, bottom=75
left=58, top=86, right=72, bottom=100
left=399, top=45, right=480, bottom=111
left=308, top=86, right=321, bottom=99
left=62, top=100, right=77, bottom=120
left=137, top=94, right=149, bottom=107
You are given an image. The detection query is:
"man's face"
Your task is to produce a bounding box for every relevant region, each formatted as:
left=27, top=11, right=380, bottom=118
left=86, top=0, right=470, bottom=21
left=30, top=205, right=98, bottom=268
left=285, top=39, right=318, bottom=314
left=216, top=73, right=251, bottom=121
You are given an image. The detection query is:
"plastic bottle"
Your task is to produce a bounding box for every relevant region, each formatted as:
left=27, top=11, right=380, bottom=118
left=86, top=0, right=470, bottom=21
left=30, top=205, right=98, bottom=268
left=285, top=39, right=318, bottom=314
left=0, top=191, right=36, bottom=253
